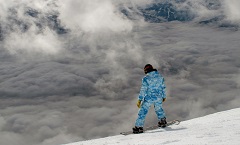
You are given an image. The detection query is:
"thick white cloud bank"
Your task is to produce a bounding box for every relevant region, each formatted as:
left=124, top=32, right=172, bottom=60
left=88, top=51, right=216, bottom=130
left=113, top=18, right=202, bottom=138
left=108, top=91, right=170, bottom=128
left=223, top=0, right=240, bottom=23
left=58, top=0, right=133, bottom=33
left=0, top=0, right=240, bottom=145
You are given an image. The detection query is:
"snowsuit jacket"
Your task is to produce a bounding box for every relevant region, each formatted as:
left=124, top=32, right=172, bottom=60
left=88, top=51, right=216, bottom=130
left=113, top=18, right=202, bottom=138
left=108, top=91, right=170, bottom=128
left=138, top=70, right=166, bottom=102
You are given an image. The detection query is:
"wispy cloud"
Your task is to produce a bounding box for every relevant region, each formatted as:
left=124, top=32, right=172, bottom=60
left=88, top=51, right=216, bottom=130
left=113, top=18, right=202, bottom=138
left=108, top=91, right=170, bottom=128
left=223, top=0, right=240, bottom=23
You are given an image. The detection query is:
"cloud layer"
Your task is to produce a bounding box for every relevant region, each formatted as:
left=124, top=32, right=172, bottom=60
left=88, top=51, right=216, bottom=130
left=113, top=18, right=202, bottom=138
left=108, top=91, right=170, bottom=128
left=0, top=0, right=240, bottom=145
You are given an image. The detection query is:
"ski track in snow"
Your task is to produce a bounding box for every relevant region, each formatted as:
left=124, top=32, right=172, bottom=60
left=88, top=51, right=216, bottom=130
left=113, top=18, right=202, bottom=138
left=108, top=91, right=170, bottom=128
left=64, top=108, right=240, bottom=145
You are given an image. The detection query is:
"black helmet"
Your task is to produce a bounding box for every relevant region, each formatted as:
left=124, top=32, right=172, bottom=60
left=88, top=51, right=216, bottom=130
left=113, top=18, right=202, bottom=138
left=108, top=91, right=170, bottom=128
left=144, top=64, right=154, bottom=74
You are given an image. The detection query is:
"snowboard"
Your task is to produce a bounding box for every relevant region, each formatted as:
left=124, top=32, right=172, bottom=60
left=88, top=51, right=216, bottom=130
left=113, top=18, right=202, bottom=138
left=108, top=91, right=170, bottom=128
left=120, top=120, right=180, bottom=135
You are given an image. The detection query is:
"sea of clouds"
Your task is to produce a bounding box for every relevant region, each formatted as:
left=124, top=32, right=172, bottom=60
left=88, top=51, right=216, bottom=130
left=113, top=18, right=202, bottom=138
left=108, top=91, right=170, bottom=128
left=0, top=0, right=240, bottom=145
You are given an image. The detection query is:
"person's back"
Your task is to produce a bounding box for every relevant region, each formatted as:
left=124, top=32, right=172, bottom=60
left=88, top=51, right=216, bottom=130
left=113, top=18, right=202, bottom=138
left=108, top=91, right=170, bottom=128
left=143, top=71, right=165, bottom=102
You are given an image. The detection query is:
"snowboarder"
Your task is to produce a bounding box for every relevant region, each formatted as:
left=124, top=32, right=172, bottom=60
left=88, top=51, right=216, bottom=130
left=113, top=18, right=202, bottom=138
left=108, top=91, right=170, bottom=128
left=133, top=64, right=167, bottom=134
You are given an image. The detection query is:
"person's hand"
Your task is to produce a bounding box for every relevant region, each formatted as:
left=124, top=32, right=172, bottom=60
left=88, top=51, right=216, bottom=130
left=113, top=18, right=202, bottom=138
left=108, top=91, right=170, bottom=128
left=137, top=100, right=142, bottom=108
left=163, top=98, right=166, bottom=102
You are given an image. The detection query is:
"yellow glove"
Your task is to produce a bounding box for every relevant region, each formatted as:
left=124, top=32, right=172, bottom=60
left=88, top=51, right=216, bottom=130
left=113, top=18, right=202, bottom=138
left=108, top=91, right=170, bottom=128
left=163, top=98, right=166, bottom=102
left=137, top=100, right=142, bottom=108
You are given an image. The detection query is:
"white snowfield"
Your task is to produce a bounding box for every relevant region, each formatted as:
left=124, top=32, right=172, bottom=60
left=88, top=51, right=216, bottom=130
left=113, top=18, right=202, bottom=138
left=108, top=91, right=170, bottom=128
left=64, top=108, right=240, bottom=145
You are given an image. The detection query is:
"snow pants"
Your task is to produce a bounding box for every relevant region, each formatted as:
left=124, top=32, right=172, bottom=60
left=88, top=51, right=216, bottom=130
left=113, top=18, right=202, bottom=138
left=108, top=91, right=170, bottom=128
left=135, top=99, right=165, bottom=127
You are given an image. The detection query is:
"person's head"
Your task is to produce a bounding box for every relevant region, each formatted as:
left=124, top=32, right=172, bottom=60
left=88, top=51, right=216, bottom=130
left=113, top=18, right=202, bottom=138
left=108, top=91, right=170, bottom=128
left=144, top=64, right=155, bottom=74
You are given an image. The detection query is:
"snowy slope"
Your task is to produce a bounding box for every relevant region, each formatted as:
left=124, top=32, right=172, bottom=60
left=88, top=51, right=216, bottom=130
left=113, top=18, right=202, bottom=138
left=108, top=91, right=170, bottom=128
left=64, top=108, right=240, bottom=145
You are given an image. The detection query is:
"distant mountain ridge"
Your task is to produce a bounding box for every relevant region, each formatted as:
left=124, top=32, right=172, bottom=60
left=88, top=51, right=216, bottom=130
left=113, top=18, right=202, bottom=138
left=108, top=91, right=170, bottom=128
left=0, top=0, right=239, bottom=41
left=121, top=0, right=239, bottom=30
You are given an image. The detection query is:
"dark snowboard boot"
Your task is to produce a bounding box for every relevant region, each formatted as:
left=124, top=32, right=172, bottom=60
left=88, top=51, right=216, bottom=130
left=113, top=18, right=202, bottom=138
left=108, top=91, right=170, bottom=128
left=158, top=117, right=167, bottom=128
left=132, top=126, right=144, bottom=134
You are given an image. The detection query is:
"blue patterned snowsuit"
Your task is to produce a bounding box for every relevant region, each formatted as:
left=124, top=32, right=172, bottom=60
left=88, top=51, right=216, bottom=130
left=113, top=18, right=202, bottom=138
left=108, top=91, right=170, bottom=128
left=135, top=70, right=166, bottom=127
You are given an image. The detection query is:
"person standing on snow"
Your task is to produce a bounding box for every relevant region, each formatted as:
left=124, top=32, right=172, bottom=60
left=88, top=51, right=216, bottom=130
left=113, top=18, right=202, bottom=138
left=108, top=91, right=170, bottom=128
left=132, top=64, right=167, bottom=134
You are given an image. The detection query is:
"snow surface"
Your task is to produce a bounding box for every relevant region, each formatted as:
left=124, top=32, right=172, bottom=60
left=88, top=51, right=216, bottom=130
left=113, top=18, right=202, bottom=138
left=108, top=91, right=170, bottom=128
left=64, top=108, right=240, bottom=145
